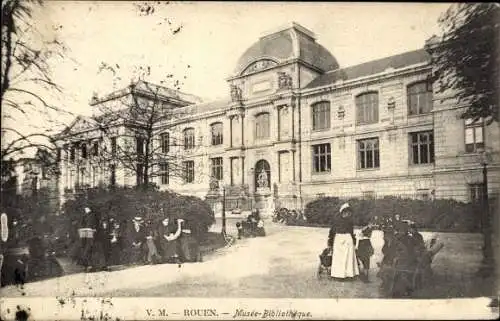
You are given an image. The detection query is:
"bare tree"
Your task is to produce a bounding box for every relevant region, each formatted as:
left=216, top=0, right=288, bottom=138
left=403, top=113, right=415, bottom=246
left=89, top=63, right=200, bottom=187
left=1, top=0, right=69, bottom=163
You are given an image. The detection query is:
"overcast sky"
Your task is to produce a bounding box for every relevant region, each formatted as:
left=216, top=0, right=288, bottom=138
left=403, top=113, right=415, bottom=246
left=40, top=2, right=451, bottom=114
left=5, top=1, right=452, bottom=155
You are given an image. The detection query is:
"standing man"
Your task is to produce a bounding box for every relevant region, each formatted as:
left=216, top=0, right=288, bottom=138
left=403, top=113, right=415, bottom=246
left=78, top=207, right=97, bottom=272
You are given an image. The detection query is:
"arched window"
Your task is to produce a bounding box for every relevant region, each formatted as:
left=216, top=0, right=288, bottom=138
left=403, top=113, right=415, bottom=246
left=356, top=92, right=379, bottom=125
left=183, top=128, right=195, bottom=150
left=408, top=81, right=433, bottom=115
left=255, top=112, right=270, bottom=140
left=210, top=122, right=223, bottom=145
left=311, top=101, right=331, bottom=131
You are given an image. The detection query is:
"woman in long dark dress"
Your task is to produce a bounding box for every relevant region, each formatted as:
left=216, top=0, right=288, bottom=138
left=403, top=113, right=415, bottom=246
left=328, top=203, right=359, bottom=280
left=159, top=217, right=182, bottom=263
left=129, top=217, right=146, bottom=265
left=178, top=219, right=201, bottom=263
left=92, top=217, right=111, bottom=271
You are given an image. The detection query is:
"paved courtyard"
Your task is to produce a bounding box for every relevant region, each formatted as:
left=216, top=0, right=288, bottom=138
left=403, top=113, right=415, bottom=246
left=0, top=220, right=491, bottom=298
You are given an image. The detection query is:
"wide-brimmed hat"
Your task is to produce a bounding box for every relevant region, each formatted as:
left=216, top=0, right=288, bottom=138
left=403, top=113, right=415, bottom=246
left=339, top=203, right=351, bottom=213
left=132, top=216, right=144, bottom=223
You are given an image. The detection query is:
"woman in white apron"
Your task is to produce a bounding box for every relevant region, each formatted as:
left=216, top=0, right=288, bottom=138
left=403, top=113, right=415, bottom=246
left=327, top=203, right=360, bottom=280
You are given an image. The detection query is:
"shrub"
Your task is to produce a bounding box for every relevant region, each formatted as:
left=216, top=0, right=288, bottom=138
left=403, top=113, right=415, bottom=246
left=303, top=196, right=487, bottom=232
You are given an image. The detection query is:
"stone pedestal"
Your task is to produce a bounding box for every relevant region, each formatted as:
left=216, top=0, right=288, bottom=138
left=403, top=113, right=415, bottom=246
left=205, top=189, right=222, bottom=216
left=254, top=187, right=274, bottom=218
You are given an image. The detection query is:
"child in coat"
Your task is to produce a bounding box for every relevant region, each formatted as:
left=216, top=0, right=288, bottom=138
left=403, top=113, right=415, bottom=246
left=356, top=224, right=375, bottom=282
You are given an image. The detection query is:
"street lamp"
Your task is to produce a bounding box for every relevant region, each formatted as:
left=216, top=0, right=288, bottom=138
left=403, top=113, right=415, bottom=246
left=477, top=147, right=493, bottom=276
left=218, top=181, right=226, bottom=236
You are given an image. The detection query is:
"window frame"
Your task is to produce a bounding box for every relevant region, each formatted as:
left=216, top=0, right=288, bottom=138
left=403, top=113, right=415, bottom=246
left=81, top=143, right=87, bottom=159
left=183, top=160, right=195, bottom=183
left=311, top=101, right=331, bottom=131
left=312, top=143, right=331, bottom=174
left=464, top=118, right=485, bottom=153
left=210, top=157, right=223, bottom=181
left=357, top=137, right=380, bottom=170
left=469, top=183, right=484, bottom=203
left=210, top=122, right=224, bottom=146
left=409, top=131, right=435, bottom=165
left=355, top=92, right=379, bottom=125
left=255, top=112, right=270, bottom=140
left=183, top=128, right=195, bottom=150
left=160, top=132, right=170, bottom=153
left=160, top=162, right=169, bottom=185
left=407, top=81, right=433, bottom=116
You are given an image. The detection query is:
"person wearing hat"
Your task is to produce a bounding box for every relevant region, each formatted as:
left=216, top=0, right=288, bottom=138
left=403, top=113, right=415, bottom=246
left=129, top=216, right=146, bottom=265
left=327, top=202, right=359, bottom=280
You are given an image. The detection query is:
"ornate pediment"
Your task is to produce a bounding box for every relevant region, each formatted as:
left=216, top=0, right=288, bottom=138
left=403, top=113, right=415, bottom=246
left=242, top=59, right=278, bottom=76
left=62, top=116, right=97, bottom=136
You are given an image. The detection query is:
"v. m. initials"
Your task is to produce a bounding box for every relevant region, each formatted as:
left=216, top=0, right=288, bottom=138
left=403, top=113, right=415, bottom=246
left=146, top=308, right=168, bottom=317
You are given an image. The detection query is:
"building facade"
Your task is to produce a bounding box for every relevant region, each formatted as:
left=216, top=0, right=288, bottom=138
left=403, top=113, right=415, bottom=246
left=55, top=22, right=500, bottom=213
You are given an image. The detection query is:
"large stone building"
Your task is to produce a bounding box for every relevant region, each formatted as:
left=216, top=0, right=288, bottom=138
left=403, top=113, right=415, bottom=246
left=54, top=22, right=499, bottom=213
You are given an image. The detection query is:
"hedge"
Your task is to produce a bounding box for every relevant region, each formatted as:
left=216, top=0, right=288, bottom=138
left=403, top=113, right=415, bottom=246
left=56, top=186, right=215, bottom=258
left=303, top=196, right=491, bottom=232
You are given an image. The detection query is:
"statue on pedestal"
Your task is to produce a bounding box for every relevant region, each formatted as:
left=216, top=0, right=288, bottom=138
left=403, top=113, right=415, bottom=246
left=257, top=169, right=268, bottom=188
left=209, top=176, right=219, bottom=191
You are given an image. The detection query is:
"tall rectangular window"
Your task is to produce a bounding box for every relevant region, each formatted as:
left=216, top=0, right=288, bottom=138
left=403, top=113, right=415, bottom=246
left=210, top=157, right=223, bottom=180
left=110, top=164, right=116, bottom=186
left=160, top=133, right=169, bottom=153
left=81, top=143, right=87, bottom=159
left=136, top=163, right=144, bottom=185
left=136, top=137, right=144, bottom=156
left=111, top=137, right=117, bottom=156
left=469, top=183, right=484, bottom=203
left=465, top=118, right=484, bottom=153
left=312, top=101, right=331, bottom=131
left=312, top=143, right=331, bottom=173
left=255, top=113, right=270, bottom=140
left=92, top=141, right=99, bottom=157
left=410, top=131, right=434, bottom=164
left=184, top=128, right=195, bottom=150
left=160, top=163, right=169, bottom=185
left=408, top=81, right=433, bottom=115
left=184, top=160, right=195, bottom=183
left=70, top=145, right=76, bottom=162
left=211, top=122, right=223, bottom=145
left=356, top=92, right=379, bottom=125
left=358, top=138, right=380, bottom=169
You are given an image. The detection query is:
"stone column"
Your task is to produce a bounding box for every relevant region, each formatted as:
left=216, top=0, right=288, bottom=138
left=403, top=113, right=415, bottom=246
left=240, top=115, right=245, bottom=147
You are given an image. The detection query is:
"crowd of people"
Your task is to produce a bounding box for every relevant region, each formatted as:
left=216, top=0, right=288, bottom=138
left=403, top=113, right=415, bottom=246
left=76, top=206, right=201, bottom=272
left=320, top=203, right=444, bottom=296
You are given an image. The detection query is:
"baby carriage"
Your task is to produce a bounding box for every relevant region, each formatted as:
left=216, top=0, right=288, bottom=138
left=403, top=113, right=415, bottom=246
left=317, top=247, right=332, bottom=279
